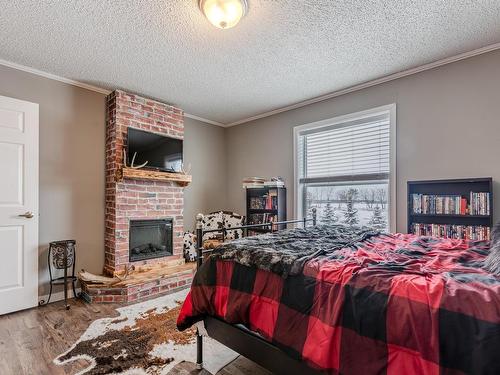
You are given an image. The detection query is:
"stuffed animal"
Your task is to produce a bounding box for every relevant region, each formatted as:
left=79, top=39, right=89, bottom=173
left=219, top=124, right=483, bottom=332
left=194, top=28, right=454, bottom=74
left=183, top=211, right=245, bottom=262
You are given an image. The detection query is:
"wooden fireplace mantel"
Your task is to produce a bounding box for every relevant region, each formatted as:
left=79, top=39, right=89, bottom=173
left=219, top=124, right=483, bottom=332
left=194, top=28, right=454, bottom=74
left=115, top=166, right=192, bottom=187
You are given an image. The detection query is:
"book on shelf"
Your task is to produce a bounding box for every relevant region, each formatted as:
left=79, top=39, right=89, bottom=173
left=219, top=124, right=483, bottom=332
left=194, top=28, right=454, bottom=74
left=411, top=192, right=490, bottom=216
left=249, top=190, right=278, bottom=210
left=470, top=192, right=490, bottom=216
left=250, top=196, right=265, bottom=209
left=242, top=176, right=266, bottom=189
left=263, top=181, right=285, bottom=187
left=264, top=176, right=284, bottom=187
left=248, top=213, right=278, bottom=226
left=411, top=223, right=490, bottom=240
left=247, top=212, right=279, bottom=236
left=266, top=190, right=278, bottom=209
left=243, top=182, right=265, bottom=189
left=242, top=176, right=285, bottom=189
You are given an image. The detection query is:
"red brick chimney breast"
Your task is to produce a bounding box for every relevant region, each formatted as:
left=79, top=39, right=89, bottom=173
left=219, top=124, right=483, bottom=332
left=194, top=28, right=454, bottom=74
left=105, top=90, right=184, bottom=275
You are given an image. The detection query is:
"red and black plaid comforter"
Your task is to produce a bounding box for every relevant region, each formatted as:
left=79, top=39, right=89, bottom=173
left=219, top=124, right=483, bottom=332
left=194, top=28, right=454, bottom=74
left=177, top=233, right=500, bottom=375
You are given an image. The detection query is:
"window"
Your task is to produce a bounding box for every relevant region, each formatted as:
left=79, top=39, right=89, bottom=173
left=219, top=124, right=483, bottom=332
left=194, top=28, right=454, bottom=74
left=294, top=105, right=396, bottom=231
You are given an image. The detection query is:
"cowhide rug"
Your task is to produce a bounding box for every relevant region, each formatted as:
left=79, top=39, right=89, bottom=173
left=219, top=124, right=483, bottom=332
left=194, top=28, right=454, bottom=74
left=54, top=288, right=238, bottom=374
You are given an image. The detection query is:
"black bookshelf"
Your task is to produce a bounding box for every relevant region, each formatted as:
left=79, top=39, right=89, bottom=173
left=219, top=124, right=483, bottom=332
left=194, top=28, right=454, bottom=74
left=407, top=178, right=493, bottom=239
left=246, top=187, right=286, bottom=233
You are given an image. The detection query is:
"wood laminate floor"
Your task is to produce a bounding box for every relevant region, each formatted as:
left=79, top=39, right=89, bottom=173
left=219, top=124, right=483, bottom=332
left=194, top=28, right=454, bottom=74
left=0, top=297, right=271, bottom=375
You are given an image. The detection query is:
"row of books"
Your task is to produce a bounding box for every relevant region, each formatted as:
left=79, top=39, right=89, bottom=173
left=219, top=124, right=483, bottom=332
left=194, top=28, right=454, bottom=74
left=470, top=192, right=491, bottom=216
left=247, top=213, right=278, bottom=226
left=411, top=194, right=465, bottom=215
left=242, top=176, right=285, bottom=189
left=411, top=223, right=491, bottom=240
left=250, top=193, right=278, bottom=210
left=411, top=192, right=490, bottom=216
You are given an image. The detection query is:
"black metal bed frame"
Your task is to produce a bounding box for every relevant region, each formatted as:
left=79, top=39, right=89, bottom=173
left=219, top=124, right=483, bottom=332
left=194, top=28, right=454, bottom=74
left=194, top=208, right=318, bottom=374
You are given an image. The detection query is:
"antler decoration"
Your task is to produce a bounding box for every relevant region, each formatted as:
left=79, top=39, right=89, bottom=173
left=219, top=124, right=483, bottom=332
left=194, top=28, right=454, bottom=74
left=131, top=152, right=148, bottom=169
left=123, top=149, right=148, bottom=169
left=180, top=162, right=192, bottom=175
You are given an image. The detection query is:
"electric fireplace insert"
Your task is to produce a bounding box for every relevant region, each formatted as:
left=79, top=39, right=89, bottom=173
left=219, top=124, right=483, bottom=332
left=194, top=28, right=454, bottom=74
left=129, top=219, right=173, bottom=262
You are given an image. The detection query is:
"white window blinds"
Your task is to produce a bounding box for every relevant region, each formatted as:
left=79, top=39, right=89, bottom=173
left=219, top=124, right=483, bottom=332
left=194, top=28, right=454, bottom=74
left=297, top=113, right=390, bottom=183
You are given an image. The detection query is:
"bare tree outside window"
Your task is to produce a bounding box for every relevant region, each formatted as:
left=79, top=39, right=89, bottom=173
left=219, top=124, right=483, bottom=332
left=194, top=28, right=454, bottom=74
left=304, top=184, right=388, bottom=231
left=296, top=107, right=394, bottom=232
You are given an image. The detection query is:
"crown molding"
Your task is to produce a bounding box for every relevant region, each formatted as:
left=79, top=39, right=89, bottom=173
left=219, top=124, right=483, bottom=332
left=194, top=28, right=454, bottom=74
left=2, top=41, right=500, bottom=129
left=0, top=58, right=225, bottom=127
left=0, top=58, right=111, bottom=95
left=225, top=42, right=500, bottom=127
left=183, top=112, right=224, bottom=127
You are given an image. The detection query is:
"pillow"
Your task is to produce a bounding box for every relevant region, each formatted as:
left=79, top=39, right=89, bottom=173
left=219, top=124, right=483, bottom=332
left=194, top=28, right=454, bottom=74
left=199, top=211, right=245, bottom=242
left=484, top=222, right=500, bottom=276
left=183, top=231, right=197, bottom=262
left=222, top=211, right=245, bottom=240
left=202, top=211, right=224, bottom=240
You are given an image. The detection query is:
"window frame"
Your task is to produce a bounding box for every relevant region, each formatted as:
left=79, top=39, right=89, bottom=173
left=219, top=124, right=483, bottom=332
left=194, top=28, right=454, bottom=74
left=293, top=104, right=397, bottom=232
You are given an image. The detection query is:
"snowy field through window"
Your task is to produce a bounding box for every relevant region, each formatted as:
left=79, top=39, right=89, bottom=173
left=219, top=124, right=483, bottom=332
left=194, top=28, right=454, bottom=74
left=304, top=183, right=388, bottom=231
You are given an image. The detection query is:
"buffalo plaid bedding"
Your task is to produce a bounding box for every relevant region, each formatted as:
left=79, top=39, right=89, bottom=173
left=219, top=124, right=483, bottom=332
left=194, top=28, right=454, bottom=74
left=177, top=231, right=500, bottom=375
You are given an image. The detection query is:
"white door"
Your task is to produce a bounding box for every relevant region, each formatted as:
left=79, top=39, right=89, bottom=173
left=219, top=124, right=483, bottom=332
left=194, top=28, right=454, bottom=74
left=0, top=95, right=38, bottom=315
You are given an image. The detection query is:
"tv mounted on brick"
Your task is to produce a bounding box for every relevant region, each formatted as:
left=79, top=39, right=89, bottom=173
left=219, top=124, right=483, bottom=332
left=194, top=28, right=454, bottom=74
left=105, top=90, right=185, bottom=276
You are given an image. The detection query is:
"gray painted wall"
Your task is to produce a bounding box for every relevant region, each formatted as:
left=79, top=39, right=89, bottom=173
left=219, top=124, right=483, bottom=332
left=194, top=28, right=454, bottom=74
left=183, top=117, right=227, bottom=229
left=0, top=64, right=227, bottom=296
left=225, top=50, right=500, bottom=232
left=2, top=48, right=500, bottom=297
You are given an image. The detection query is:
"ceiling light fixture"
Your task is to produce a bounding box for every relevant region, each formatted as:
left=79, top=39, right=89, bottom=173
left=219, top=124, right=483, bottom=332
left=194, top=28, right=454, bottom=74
left=199, top=0, right=248, bottom=29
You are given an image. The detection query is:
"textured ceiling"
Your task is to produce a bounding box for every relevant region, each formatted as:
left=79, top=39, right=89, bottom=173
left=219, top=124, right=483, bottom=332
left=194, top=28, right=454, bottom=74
left=1, top=1, right=500, bottom=125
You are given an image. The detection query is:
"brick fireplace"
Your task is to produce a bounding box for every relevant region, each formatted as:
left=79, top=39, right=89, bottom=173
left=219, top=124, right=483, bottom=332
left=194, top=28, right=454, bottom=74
left=104, top=90, right=185, bottom=276
left=80, top=90, right=195, bottom=303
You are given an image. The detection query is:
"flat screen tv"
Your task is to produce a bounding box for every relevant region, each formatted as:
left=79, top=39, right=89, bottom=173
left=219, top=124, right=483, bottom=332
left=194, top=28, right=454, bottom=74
left=127, top=128, right=183, bottom=173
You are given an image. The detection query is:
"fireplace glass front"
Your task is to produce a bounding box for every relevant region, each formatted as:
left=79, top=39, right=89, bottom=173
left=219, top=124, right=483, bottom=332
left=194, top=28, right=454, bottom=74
left=129, top=219, right=173, bottom=262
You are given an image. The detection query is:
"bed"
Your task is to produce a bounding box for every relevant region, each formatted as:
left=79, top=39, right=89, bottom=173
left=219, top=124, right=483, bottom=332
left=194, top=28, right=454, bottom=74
left=177, top=211, right=500, bottom=375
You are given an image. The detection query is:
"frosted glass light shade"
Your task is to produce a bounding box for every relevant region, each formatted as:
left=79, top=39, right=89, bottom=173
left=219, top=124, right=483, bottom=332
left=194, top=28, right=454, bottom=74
left=199, top=0, right=248, bottom=29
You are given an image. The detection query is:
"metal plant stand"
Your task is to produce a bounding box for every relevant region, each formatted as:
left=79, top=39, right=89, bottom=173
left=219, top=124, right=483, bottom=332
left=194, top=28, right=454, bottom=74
left=39, top=240, right=78, bottom=310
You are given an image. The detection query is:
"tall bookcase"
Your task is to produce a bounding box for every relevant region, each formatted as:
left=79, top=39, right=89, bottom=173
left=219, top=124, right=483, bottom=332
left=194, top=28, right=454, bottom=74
left=407, top=178, right=493, bottom=239
left=246, top=187, right=286, bottom=233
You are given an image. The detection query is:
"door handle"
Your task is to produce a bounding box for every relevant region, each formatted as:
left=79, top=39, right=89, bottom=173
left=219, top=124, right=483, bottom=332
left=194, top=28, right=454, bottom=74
left=18, top=211, right=34, bottom=219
